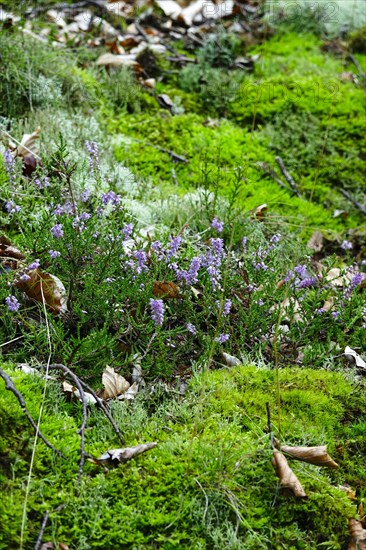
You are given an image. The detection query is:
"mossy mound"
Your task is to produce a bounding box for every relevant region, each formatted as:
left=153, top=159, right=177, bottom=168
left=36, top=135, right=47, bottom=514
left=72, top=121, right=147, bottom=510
left=1, top=363, right=364, bottom=548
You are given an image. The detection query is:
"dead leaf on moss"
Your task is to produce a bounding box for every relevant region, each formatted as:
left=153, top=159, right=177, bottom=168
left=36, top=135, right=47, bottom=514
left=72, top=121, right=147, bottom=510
left=280, top=445, right=338, bottom=469
left=15, top=269, right=67, bottom=315
left=102, top=366, right=131, bottom=399
left=338, top=485, right=357, bottom=500
left=348, top=518, right=366, bottom=550
left=91, top=442, right=157, bottom=468
left=272, top=450, right=307, bottom=498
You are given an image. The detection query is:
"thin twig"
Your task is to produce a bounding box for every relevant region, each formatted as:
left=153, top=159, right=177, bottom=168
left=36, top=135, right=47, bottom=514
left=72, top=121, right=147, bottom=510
left=0, top=335, right=24, bottom=348
left=256, top=162, right=292, bottom=193
left=0, top=369, right=64, bottom=457
left=46, top=364, right=125, bottom=445
left=34, top=510, right=49, bottom=550
left=266, top=402, right=274, bottom=450
left=275, top=156, right=301, bottom=197
left=340, top=188, right=366, bottom=214
left=348, top=53, right=366, bottom=80
left=130, top=138, right=188, bottom=163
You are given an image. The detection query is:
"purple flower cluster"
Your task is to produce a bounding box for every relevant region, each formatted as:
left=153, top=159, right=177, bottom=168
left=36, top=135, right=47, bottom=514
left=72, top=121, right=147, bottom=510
left=34, top=177, right=50, bottom=190
left=51, top=224, right=64, bottom=238
left=202, top=238, right=226, bottom=290
left=27, top=259, right=40, bottom=270
left=5, top=295, right=20, bottom=312
left=150, top=299, right=164, bottom=326
left=177, top=256, right=201, bottom=286
left=215, top=333, right=230, bottom=344
left=101, top=190, right=121, bottom=207
left=298, top=277, right=317, bottom=289
left=85, top=140, right=100, bottom=173
left=186, top=323, right=197, bottom=335
left=49, top=250, right=61, bottom=259
left=217, top=299, right=231, bottom=316
left=133, top=250, right=149, bottom=274
left=167, top=235, right=182, bottom=260
left=341, top=240, right=353, bottom=250
left=3, top=150, right=16, bottom=186
left=5, top=200, right=21, bottom=214
left=211, top=217, right=224, bottom=233
left=122, top=223, right=133, bottom=240
left=72, top=212, right=91, bottom=232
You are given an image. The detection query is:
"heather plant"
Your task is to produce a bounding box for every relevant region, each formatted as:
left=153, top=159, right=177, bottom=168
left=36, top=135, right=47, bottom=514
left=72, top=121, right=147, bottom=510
left=1, top=138, right=365, bottom=381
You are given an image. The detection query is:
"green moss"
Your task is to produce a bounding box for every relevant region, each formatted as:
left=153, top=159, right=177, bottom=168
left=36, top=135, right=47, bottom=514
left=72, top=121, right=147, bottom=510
left=1, top=363, right=364, bottom=548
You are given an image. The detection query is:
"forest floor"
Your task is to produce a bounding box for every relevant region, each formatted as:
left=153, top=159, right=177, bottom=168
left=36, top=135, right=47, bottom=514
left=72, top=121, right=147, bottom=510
left=0, top=1, right=365, bottom=548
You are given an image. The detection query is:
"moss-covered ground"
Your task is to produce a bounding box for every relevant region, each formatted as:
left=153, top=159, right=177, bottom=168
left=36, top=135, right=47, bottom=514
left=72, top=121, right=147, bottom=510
left=1, top=363, right=365, bottom=549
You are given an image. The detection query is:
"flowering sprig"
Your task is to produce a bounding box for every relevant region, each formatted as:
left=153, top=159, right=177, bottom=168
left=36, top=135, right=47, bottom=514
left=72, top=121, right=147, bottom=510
left=150, top=299, right=164, bottom=326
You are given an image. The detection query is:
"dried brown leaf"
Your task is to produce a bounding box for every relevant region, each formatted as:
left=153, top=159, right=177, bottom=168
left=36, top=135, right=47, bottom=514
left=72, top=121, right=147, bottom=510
left=280, top=445, right=338, bottom=469
left=272, top=450, right=307, bottom=497
left=15, top=269, right=67, bottom=315
left=102, top=366, right=130, bottom=399
left=10, top=127, right=41, bottom=159
left=153, top=280, right=180, bottom=299
left=348, top=518, right=366, bottom=550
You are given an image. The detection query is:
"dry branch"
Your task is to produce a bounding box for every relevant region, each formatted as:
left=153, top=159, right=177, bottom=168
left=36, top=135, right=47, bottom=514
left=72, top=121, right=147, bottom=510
left=0, top=368, right=64, bottom=457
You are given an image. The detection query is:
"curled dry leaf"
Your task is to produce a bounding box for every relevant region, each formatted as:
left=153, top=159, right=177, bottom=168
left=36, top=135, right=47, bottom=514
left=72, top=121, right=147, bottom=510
left=92, top=442, right=157, bottom=468
left=118, top=382, right=139, bottom=400
left=348, top=519, right=366, bottom=550
left=9, top=127, right=41, bottom=159
left=153, top=281, right=180, bottom=299
left=280, top=445, right=338, bottom=469
left=344, top=347, right=366, bottom=369
left=222, top=351, right=241, bottom=367
left=251, top=203, right=268, bottom=220
left=0, top=236, right=25, bottom=260
left=15, top=269, right=67, bottom=315
left=272, top=450, right=307, bottom=498
left=102, top=366, right=130, bottom=399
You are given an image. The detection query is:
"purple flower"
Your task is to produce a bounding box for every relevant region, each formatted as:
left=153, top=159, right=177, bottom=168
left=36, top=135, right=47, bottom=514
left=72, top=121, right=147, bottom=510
left=211, top=217, right=224, bottom=233
left=270, top=234, right=281, bottom=244
left=298, top=277, right=317, bottom=288
left=217, top=299, right=231, bottom=316
left=341, top=240, right=353, bottom=250
left=294, top=264, right=307, bottom=278
left=34, top=177, right=49, bottom=190
left=315, top=308, right=325, bottom=314
left=186, top=323, right=197, bottom=335
left=253, top=261, right=268, bottom=271
left=133, top=250, right=148, bottom=274
left=5, top=295, right=20, bottom=312
left=101, top=190, right=121, bottom=207
left=5, top=200, right=21, bottom=214
left=122, top=223, right=133, bottom=240
left=85, top=140, right=100, bottom=172
left=19, top=273, right=31, bottom=282
left=350, top=273, right=364, bottom=289
left=3, top=150, right=16, bottom=185
left=82, top=189, right=90, bottom=202
left=150, top=299, right=164, bottom=326
left=285, top=270, right=294, bottom=282
left=51, top=224, right=64, bottom=238
left=215, top=333, right=230, bottom=344
left=167, top=235, right=182, bottom=259
left=331, top=311, right=340, bottom=319
left=27, top=259, right=40, bottom=270
left=177, top=256, right=201, bottom=286
left=49, top=250, right=61, bottom=259
left=242, top=237, right=248, bottom=252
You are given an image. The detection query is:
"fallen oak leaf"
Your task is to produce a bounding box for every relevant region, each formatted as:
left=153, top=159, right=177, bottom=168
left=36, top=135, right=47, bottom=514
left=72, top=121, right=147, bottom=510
left=348, top=518, right=366, bottom=550
left=102, top=366, right=130, bottom=399
left=14, top=269, right=67, bottom=315
left=280, top=445, right=338, bottom=469
left=272, top=450, right=307, bottom=498
left=90, top=442, right=157, bottom=468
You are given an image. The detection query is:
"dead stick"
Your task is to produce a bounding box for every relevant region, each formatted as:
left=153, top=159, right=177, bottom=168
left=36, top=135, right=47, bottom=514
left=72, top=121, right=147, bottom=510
left=130, top=138, right=188, bottom=163
left=47, top=364, right=124, bottom=445
left=0, top=368, right=64, bottom=457
left=266, top=402, right=274, bottom=450
left=348, top=54, right=366, bottom=81
left=275, top=157, right=301, bottom=197
left=34, top=510, right=49, bottom=550
left=256, top=162, right=292, bottom=193
left=340, top=188, right=366, bottom=214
